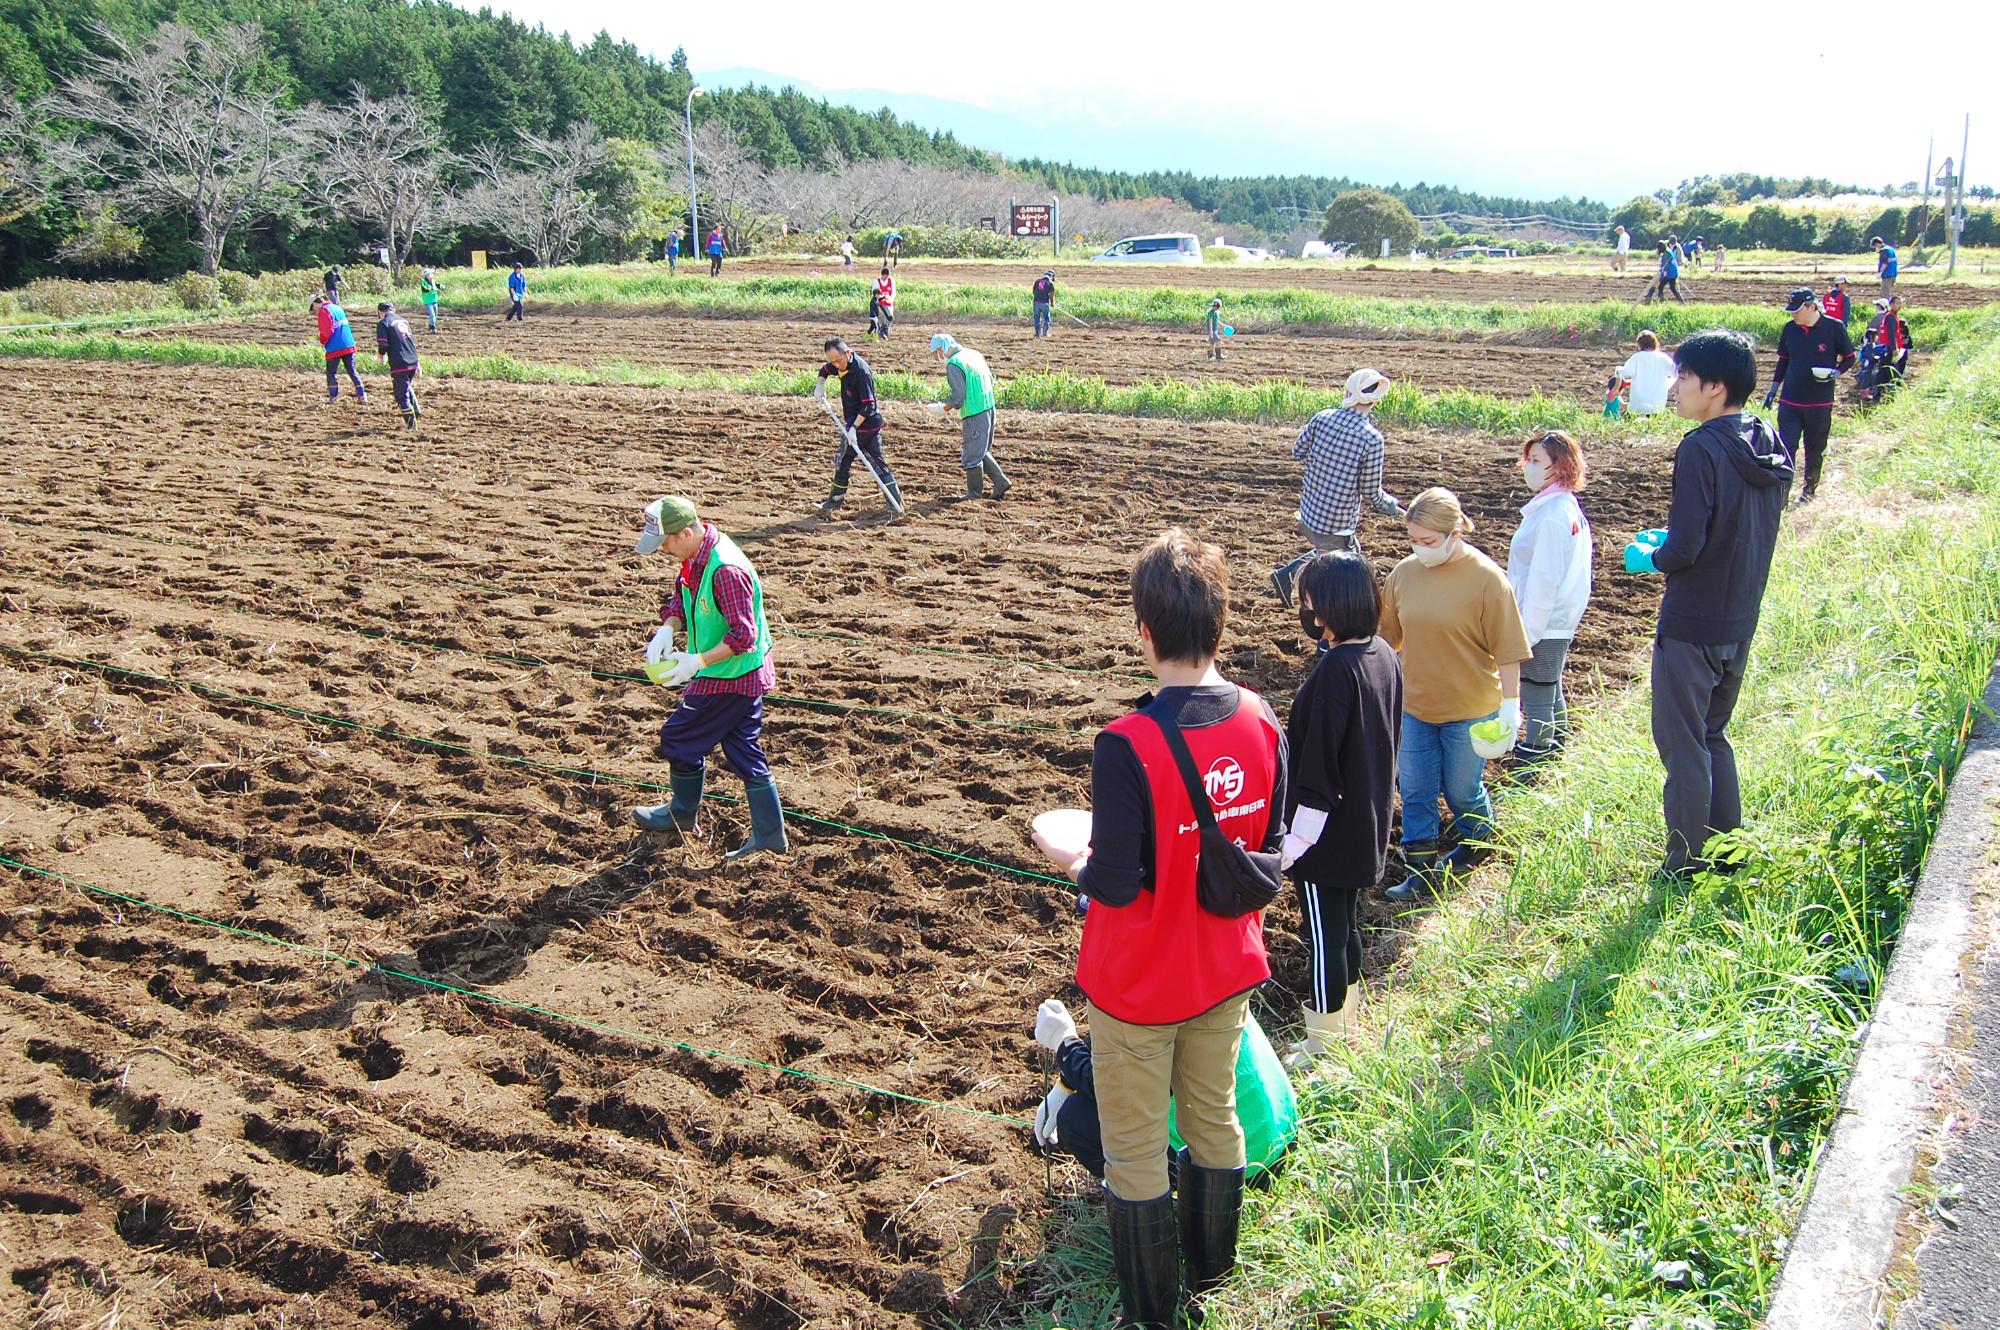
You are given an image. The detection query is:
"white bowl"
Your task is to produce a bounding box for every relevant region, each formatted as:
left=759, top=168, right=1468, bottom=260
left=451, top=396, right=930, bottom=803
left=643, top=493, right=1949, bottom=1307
left=1032, top=808, right=1092, bottom=858
left=1811, top=366, right=1836, bottom=381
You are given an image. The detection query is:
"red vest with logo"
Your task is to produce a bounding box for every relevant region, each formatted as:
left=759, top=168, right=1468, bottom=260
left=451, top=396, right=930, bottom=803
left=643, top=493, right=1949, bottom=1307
left=1823, top=289, right=1847, bottom=321
left=875, top=275, right=895, bottom=308
left=1076, top=690, right=1277, bottom=1025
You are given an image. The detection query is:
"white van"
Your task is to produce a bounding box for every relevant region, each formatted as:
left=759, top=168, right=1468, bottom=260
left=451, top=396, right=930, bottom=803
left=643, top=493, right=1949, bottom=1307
left=1090, top=232, right=1203, bottom=265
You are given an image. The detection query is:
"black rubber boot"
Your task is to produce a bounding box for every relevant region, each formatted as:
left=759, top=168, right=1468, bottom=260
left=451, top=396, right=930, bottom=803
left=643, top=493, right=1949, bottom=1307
left=724, top=780, right=789, bottom=862
left=981, top=454, right=1011, bottom=500
left=631, top=766, right=703, bottom=835
left=1105, top=1189, right=1179, bottom=1330
left=1384, top=839, right=1443, bottom=902
left=816, top=483, right=848, bottom=516
left=961, top=466, right=985, bottom=501
left=1175, top=1148, right=1244, bottom=1301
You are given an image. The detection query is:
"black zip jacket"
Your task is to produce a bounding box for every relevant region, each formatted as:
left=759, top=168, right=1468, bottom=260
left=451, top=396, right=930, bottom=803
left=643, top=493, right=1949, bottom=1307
left=1652, top=412, right=1793, bottom=645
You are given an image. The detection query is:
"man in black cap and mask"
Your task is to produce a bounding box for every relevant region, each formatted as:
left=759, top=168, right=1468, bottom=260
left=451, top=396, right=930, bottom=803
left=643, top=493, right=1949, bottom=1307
left=1763, top=287, right=1855, bottom=504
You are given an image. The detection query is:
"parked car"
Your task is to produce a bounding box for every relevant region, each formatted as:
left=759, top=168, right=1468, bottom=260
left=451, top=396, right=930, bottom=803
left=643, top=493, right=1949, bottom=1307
left=1299, top=240, right=1351, bottom=260
left=1090, top=232, right=1203, bottom=265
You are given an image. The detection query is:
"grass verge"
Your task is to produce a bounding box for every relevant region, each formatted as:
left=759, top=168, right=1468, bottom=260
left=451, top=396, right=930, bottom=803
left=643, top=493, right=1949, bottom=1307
left=1002, top=311, right=2000, bottom=1330
left=0, top=330, right=1692, bottom=438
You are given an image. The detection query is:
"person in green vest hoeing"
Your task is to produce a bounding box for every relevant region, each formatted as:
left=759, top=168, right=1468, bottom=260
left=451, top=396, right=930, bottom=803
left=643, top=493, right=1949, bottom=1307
left=927, top=332, right=1013, bottom=502
left=629, top=495, right=788, bottom=861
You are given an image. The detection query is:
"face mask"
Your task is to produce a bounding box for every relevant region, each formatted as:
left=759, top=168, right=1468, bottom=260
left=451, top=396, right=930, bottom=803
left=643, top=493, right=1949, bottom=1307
left=1524, top=460, right=1553, bottom=491
left=1298, top=606, right=1322, bottom=639
left=1412, top=535, right=1455, bottom=567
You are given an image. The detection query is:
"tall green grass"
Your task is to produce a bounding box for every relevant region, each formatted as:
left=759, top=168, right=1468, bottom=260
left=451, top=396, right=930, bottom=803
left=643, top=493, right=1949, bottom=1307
left=1008, top=311, right=2000, bottom=1329
left=0, top=331, right=1688, bottom=438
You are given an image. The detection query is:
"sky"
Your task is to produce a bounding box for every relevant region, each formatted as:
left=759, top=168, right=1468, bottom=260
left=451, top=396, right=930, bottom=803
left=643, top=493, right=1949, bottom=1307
left=476, top=0, right=1995, bottom=204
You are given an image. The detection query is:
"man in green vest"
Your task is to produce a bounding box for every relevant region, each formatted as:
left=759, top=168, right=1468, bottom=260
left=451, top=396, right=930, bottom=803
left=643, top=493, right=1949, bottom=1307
left=927, top=332, right=1012, bottom=502
left=629, top=495, right=787, bottom=861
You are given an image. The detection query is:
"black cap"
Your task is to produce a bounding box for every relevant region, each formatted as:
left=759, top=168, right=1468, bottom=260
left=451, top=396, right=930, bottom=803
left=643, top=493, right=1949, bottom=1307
left=1784, top=288, right=1817, bottom=312
left=377, top=301, right=393, bottom=311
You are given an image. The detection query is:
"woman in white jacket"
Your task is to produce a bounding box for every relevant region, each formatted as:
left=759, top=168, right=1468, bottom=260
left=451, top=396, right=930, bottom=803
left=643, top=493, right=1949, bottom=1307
left=1506, top=431, right=1593, bottom=768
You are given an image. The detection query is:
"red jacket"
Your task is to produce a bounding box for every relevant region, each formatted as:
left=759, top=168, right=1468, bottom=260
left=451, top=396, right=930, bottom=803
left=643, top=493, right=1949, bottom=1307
left=1076, top=691, right=1276, bottom=1025
left=874, top=274, right=895, bottom=308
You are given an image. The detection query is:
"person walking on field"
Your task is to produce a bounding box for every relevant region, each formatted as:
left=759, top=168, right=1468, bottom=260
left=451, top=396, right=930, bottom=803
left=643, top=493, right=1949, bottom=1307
left=1872, top=236, right=1898, bottom=296
left=841, top=234, right=855, bottom=269
left=1032, top=269, right=1056, bottom=337
left=1618, top=330, right=1677, bottom=415
left=419, top=267, right=443, bottom=332
left=1821, top=274, right=1851, bottom=324
left=1643, top=241, right=1685, bottom=304
left=1206, top=299, right=1225, bottom=361
left=866, top=265, right=896, bottom=340
left=1279, top=551, right=1401, bottom=1065
left=666, top=230, right=680, bottom=275
left=1613, top=224, right=1631, bottom=273
left=1506, top=432, right=1593, bottom=770
left=629, top=495, right=789, bottom=862
left=373, top=302, right=422, bottom=430
left=1762, top=288, right=1855, bottom=505
left=814, top=337, right=903, bottom=515
left=927, top=333, right=1011, bottom=502
left=1623, top=331, right=1791, bottom=879
left=1032, top=528, right=1288, bottom=1330
left=323, top=264, right=343, bottom=303
left=1269, top=369, right=1404, bottom=607
left=311, top=294, right=366, bottom=404
left=506, top=263, right=526, bottom=321
left=707, top=226, right=726, bottom=276
left=1378, top=488, right=1531, bottom=903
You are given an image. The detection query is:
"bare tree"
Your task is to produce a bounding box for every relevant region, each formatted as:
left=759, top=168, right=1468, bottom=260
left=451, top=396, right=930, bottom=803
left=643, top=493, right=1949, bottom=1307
left=677, top=121, right=771, bottom=252
left=0, top=97, right=51, bottom=226
left=309, top=89, right=454, bottom=281
left=43, top=23, right=305, bottom=275
left=456, top=122, right=613, bottom=267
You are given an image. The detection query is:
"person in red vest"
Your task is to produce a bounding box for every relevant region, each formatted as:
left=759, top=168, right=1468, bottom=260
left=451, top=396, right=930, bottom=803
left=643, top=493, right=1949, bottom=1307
left=1821, top=275, right=1850, bottom=324
left=865, top=265, right=895, bottom=340
left=1868, top=294, right=1913, bottom=383
left=1034, top=528, right=1288, bottom=1328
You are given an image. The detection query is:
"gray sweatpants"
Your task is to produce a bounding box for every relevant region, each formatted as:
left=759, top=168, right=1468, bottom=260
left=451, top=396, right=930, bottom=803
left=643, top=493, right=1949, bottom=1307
left=1650, top=636, right=1748, bottom=875
left=960, top=409, right=996, bottom=467
left=1520, top=636, right=1571, bottom=753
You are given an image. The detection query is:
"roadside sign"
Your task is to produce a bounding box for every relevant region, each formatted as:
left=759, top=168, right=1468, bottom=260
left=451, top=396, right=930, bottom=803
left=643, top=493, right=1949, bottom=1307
left=1012, top=204, right=1053, bottom=237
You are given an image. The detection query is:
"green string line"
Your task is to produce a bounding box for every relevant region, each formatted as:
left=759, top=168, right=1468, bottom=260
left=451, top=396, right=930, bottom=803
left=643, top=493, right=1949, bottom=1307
left=0, top=854, right=1033, bottom=1127
left=0, top=644, right=1076, bottom=890
left=14, top=559, right=1086, bottom=737
left=4, top=511, right=1144, bottom=682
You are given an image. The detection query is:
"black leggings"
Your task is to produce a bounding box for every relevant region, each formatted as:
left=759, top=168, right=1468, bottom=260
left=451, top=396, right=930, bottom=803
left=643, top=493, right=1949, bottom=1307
left=1297, top=879, right=1361, bottom=1014
left=1778, top=403, right=1833, bottom=492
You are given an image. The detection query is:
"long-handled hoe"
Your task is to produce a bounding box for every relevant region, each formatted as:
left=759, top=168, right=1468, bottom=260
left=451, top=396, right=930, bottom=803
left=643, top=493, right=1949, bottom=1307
left=813, top=382, right=904, bottom=517
left=1050, top=303, right=1092, bottom=330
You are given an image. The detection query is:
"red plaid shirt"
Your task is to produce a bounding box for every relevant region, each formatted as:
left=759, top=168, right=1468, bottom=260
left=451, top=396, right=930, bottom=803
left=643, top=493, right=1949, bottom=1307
left=662, top=523, right=775, bottom=697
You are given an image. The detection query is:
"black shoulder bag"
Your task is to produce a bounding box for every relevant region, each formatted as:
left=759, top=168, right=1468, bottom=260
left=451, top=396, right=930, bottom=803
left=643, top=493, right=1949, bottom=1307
left=1153, top=695, right=1284, bottom=919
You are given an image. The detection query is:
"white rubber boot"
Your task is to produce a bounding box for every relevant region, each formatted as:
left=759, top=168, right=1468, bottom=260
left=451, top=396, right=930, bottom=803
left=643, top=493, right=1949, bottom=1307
left=1282, top=1006, right=1352, bottom=1070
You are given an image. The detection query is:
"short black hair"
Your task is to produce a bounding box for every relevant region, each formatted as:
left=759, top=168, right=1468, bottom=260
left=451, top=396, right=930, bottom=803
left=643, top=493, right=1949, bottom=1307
left=1297, top=551, right=1380, bottom=643
left=1130, top=528, right=1229, bottom=664
left=823, top=337, right=848, bottom=353
left=1673, top=330, right=1758, bottom=407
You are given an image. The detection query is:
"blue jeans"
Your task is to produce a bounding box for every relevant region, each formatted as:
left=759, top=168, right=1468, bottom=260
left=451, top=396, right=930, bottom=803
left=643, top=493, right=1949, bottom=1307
left=424, top=302, right=438, bottom=331
left=1398, top=712, right=1495, bottom=848
left=1033, top=302, right=1051, bottom=336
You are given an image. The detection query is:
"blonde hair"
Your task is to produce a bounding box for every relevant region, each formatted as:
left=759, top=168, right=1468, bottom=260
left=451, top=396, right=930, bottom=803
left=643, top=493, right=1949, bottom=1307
left=1406, top=487, right=1474, bottom=537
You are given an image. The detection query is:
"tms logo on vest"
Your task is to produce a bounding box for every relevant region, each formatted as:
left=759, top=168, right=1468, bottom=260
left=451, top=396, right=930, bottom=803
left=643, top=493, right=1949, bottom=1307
left=1204, top=756, right=1245, bottom=806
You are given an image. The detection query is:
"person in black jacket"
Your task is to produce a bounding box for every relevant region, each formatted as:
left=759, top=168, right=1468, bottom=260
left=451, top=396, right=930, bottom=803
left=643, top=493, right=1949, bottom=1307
left=814, top=338, right=903, bottom=515
left=1763, top=288, right=1855, bottom=504
left=374, top=302, right=421, bottom=430
left=1279, top=551, right=1402, bottom=1065
left=1624, top=330, right=1794, bottom=878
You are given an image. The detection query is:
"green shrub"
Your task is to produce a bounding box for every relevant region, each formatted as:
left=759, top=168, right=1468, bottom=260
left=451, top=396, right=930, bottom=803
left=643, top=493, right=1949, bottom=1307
left=217, top=270, right=254, bottom=304
left=16, top=277, right=173, bottom=319
left=170, top=273, right=220, bottom=311
left=1202, top=246, right=1239, bottom=263
left=853, top=225, right=1038, bottom=260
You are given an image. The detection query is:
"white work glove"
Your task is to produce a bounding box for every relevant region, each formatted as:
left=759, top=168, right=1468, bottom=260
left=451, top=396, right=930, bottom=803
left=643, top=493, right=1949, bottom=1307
left=659, top=651, right=702, bottom=688
left=925, top=401, right=946, bottom=417
left=1280, top=805, right=1329, bottom=871
left=811, top=379, right=827, bottom=401
left=1033, top=1082, right=1070, bottom=1150
left=1500, top=697, right=1522, bottom=738
left=1034, top=998, right=1077, bottom=1052
left=645, top=622, right=676, bottom=664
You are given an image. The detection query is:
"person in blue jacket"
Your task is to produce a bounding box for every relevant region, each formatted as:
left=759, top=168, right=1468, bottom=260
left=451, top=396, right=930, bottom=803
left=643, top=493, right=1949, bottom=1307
left=506, top=263, right=527, bottom=321
left=666, top=231, right=680, bottom=275
left=706, top=227, right=726, bottom=276
left=311, top=295, right=366, bottom=403
left=1872, top=236, right=1898, bottom=296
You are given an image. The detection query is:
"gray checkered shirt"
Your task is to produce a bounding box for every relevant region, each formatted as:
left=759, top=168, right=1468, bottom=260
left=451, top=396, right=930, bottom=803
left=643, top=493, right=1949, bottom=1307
left=1292, top=407, right=1401, bottom=535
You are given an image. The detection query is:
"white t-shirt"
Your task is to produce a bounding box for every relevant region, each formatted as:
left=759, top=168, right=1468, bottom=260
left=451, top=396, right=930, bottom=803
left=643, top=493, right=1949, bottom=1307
left=1619, top=348, right=1676, bottom=414
left=1616, top=231, right=1631, bottom=253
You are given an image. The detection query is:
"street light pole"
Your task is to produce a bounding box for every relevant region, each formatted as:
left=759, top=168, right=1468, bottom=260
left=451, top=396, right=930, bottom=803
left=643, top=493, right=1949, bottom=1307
left=684, top=85, right=705, bottom=259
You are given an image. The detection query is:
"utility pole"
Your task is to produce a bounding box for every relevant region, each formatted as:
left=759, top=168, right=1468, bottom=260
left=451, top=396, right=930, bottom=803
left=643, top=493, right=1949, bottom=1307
left=1950, top=113, right=1970, bottom=278
left=1915, top=137, right=1933, bottom=265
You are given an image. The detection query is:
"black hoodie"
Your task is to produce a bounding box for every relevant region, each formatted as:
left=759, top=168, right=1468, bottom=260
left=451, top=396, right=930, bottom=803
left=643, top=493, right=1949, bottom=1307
left=1652, top=411, right=1795, bottom=645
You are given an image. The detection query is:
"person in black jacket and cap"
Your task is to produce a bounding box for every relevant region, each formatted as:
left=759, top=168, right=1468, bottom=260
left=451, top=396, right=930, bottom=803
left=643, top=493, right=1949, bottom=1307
left=1623, top=330, right=1793, bottom=878
left=374, top=302, right=421, bottom=430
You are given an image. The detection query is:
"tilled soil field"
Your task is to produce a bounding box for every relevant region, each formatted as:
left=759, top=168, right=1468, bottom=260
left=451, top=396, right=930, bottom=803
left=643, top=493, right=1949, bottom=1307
left=715, top=257, right=2000, bottom=310
left=138, top=307, right=1626, bottom=399
left=0, top=357, right=1670, bottom=1328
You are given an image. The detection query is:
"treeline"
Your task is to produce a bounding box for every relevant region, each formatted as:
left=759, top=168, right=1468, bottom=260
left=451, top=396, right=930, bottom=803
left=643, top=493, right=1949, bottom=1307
left=0, top=0, right=993, bottom=280
left=1668, top=172, right=1998, bottom=206
left=1611, top=195, right=2000, bottom=253
left=1009, top=160, right=1607, bottom=236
